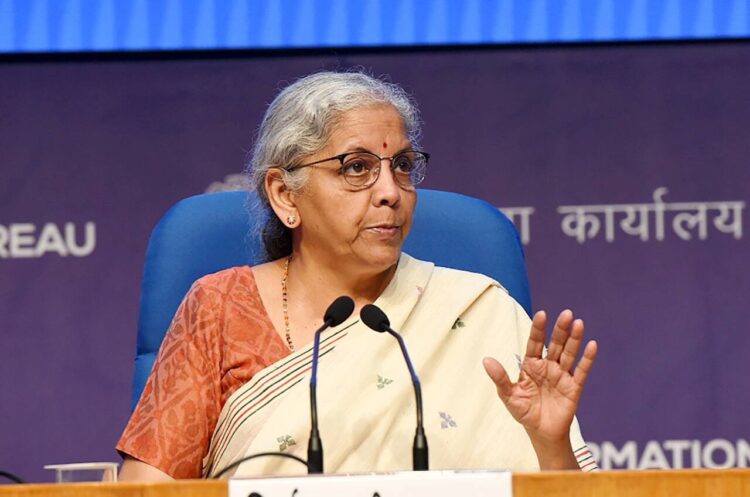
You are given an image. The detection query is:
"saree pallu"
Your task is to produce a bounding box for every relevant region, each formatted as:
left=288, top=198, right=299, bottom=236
left=202, top=254, right=590, bottom=477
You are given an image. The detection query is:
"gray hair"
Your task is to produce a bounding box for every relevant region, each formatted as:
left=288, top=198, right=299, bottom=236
left=247, top=71, right=422, bottom=261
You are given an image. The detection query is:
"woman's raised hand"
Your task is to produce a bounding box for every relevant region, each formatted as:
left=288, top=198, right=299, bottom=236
left=482, top=310, right=598, bottom=469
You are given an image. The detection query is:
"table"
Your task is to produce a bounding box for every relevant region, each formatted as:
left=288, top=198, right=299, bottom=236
left=1, top=469, right=748, bottom=497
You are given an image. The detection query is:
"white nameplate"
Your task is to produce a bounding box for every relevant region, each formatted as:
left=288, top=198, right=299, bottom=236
left=229, top=470, right=512, bottom=497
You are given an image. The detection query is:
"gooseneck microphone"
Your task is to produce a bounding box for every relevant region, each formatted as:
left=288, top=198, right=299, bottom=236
left=308, top=295, right=355, bottom=474
left=360, top=304, right=429, bottom=471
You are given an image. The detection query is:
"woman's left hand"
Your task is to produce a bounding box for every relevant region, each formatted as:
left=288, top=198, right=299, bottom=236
left=482, top=309, right=597, bottom=469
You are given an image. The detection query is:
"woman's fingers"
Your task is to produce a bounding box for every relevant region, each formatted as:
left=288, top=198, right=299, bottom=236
left=559, top=318, right=585, bottom=373
left=545, top=310, right=574, bottom=362
left=573, top=340, right=598, bottom=387
left=483, top=356, right=513, bottom=402
left=525, top=309, right=594, bottom=383
left=525, top=311, right=547, bottom=359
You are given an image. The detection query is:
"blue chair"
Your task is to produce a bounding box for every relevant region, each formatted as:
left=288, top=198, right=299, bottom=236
left=131, top=189, right=531, bottom=408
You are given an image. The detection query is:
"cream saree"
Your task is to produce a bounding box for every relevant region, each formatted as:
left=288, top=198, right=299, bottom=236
left=202, top=253, right=589, bottom=477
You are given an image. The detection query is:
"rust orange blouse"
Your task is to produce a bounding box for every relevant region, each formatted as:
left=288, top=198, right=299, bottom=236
left=116, top=266, right=290, bottom=479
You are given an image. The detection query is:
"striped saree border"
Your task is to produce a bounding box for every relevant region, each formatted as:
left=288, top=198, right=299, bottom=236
left=575, top=444, right=599, bottom=471
left=204, top=324, right=353, bottom=475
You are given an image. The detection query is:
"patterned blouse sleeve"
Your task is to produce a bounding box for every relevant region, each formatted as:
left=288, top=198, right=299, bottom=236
left=116, top=280, right=224, bottom=479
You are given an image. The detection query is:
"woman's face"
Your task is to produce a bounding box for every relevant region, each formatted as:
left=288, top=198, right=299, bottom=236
left=292, top=103, right=417, bottom=273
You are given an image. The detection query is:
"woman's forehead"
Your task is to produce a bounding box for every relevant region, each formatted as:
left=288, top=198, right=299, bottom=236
left=328, top=105, right=409, bottom=147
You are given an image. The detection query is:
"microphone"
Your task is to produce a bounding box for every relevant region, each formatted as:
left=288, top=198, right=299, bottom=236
left=360, top=304, right=429, bottom=471
left=308, top=295, right=355, bottom=474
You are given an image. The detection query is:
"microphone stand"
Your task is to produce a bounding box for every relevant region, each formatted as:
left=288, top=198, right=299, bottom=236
left=384, top=326, right=429, bottom=471
left=307, top=323, right=327, bottom=474
left=307, top=296, right=355, bottom=474
left=360, top=303, right=429, bottom=471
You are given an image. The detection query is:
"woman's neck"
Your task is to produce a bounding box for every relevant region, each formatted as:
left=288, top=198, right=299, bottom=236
left=286, top=248, right=398, bottom=312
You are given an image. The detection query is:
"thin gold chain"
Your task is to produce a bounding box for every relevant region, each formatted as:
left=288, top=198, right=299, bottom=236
left=281, top=255, right=294, bottom=351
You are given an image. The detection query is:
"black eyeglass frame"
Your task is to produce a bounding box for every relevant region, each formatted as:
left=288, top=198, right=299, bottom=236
left=284, top=150, right=430, bottom=189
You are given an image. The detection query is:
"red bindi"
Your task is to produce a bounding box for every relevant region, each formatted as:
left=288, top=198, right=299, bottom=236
left=383, top=142, right=388, bottom=149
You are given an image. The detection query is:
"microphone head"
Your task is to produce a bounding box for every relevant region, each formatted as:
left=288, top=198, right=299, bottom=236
left=360, top=304, right=390, bottom=333
left=324, top=296, right=355, bottom=327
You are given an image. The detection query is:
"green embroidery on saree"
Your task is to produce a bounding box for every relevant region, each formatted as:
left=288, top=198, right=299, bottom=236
left=277, top=434, right=297, bottom=451
left=376, top=374, right=394, bottom=389
left=439, top=411, right=457, bottom=429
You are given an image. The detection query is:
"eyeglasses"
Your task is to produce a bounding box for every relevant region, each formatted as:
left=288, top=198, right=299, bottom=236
left=285, top=150, right=430, bottom=189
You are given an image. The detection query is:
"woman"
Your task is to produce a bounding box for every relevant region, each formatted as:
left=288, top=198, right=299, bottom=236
left=117, top=71, right=598, bottom=480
